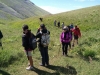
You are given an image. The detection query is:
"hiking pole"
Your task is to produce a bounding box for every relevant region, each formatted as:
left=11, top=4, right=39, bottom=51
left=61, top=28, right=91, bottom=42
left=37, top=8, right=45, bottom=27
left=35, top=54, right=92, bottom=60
left=58, top=43, right=61, bottom=56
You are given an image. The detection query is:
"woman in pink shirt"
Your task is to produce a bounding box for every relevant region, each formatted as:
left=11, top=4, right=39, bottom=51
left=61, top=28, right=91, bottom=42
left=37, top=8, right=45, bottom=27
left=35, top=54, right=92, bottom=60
left=60, top=26, right=72, bottom=56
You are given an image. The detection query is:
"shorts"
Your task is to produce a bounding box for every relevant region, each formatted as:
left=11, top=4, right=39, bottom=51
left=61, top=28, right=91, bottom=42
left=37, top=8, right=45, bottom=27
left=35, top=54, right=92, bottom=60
left=25, top=51, right=32, bottom=56
left=74, top=35, right=78, bottom=40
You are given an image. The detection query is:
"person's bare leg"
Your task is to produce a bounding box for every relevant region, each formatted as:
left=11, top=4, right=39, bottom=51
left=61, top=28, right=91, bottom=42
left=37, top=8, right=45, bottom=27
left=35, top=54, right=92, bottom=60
left=28, top=56, right=33, bottom=67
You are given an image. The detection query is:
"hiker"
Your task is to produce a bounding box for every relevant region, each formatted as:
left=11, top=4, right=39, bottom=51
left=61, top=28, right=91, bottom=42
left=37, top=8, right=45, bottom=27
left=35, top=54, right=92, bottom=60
left=36, top=24, right=45, bottom=57
left=54, top=20, right=57, bottom=26
left=39, top=18, right=43, bottom=22
left=72, top=25, right=81, bottom=47
left=70, top=23, right=74, bottom=30
left=60, top=26, right=71, bottom=56
left=22, top=25, right=35, bottom=70
left=36, top=24, right=50, bottom=66
left=57, top=21, right=60, bottom=28
left=0, top=30, right=3, bottom=49
left=61, top=22, right=64, bottom=29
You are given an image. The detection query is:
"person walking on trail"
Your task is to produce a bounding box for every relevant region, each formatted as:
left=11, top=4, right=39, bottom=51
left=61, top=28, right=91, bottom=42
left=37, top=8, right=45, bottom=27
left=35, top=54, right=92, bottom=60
left=60, top=26, right=71, bottom=56
left=70, top=23, right=74, bottom=30
left=54, top=20, right=57, bottom=26
left=39, top=18, right=43, bottom=22
left=72, top=25, right=81, bottom=47
left=57, top=21, right=60, bottom=28
left=0, top=30, right=3, bottom=50
left=36, top=24, right=50, bottom=66
left=22, top=25, right=34, bottom=70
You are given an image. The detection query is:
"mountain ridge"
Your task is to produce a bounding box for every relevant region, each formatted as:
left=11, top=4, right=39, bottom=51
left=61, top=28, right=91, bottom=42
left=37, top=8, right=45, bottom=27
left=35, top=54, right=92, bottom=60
left=0, top=0, right=51, bottom=20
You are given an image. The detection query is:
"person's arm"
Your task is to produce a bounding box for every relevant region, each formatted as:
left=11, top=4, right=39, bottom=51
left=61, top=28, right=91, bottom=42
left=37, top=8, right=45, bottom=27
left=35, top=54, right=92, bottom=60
left=22, top=34, right=29, bottom=49
left=36, top=28, right=40, bottom=34
left=36, top=32, right=41, bottom=38
left=36, top=32, right=41, bottom=42
left=22, top=35, right=27, bottom=47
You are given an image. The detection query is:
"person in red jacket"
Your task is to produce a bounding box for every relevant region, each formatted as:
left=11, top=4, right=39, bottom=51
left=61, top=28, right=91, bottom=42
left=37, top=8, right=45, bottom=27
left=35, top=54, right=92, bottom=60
left=72, top=25, right=81, bottom=47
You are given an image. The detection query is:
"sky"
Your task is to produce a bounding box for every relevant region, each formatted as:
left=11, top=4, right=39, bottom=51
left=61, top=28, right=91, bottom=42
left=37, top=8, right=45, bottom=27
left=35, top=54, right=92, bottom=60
left=30, top=0, right=100, bottom=14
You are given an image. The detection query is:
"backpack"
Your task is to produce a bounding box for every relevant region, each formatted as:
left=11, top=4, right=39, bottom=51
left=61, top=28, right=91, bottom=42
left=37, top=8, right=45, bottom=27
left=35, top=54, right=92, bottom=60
left=29, top=34, right=37, bottom=50
left=73, top=28, right=81, bottom=36
left=0, top=30, right=3, bottom=39
left=61, top=31, right=71, bottom=43
left=41, top=31, right=50, bottom=47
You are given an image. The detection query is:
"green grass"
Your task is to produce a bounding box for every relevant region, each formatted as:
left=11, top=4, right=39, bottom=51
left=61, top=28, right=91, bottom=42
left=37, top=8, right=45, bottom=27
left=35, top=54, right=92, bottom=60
left=0, top=5, right=100, bottom=75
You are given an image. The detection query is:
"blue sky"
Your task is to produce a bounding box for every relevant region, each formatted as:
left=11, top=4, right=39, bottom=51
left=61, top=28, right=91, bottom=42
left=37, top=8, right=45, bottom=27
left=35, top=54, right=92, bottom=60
left=30, top=0, right=100, bottom=14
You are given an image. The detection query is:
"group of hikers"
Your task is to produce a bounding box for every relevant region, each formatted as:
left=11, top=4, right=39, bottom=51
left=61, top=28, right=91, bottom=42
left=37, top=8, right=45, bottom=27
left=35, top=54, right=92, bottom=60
left=22, top=24, right=50, bottom=70
left=60, top=24, right=81, bottom=56
left=0, top=19, right=81, bottom=71
left=22, top=21, right=81, bottom=70
left=0, top=17, right=81, bottom=70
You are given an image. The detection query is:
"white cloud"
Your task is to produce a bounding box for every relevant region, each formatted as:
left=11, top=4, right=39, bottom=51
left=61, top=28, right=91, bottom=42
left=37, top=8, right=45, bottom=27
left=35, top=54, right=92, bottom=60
left=40, top=6, right=69, bottom=14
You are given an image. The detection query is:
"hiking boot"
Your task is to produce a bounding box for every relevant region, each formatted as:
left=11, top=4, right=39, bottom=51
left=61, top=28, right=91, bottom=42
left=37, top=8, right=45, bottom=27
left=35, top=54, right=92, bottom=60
left=26, top=66, right=35, bottom=70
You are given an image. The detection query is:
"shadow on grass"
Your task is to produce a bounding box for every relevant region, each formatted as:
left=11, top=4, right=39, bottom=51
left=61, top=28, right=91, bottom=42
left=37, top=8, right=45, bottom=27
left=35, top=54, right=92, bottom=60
left=67, top=55, right=74, bottom=58
left=33, top=65, right=77, bottom=75
left=46, top=65, right=77, bottom=75
left=33, top=67, right=60, bottom=75
left=0, top=70, right=10, bottom=75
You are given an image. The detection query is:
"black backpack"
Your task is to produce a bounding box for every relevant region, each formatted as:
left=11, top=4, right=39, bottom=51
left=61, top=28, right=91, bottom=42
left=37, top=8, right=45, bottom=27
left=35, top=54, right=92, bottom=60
left=0, top=30, right=3, bottom=39
left=29, top=34, right=37, bottom=50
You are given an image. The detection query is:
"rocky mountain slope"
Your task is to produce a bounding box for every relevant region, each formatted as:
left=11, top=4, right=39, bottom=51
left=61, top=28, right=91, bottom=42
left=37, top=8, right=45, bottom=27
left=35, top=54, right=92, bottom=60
left=0, top=0, right=51, bottom=20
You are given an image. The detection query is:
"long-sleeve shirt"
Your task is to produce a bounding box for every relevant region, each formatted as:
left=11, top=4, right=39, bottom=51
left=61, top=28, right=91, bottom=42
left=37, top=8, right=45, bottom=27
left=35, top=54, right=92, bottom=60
left=72, top=28, right=81, bottom=37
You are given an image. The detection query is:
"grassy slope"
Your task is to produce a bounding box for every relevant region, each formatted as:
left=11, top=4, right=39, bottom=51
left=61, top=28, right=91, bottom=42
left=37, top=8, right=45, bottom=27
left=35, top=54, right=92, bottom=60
left=0, top=0, right=50, bottom=19
left=0, top=5, right=100, bottom=75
